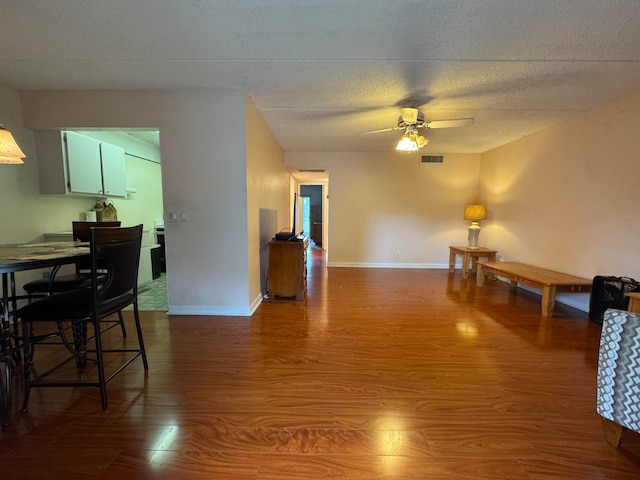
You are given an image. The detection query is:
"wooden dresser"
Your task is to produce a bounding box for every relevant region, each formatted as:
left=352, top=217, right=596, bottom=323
left=267, top=237, right=309, bottom=300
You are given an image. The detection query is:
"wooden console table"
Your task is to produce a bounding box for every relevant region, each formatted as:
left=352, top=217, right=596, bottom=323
left=476, top=261, right=592, bottom=317
left=449, top=246, right=497, bottom=280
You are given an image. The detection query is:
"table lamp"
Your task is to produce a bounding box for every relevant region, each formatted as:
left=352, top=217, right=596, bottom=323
left=463, top=204, right=486, bottom=249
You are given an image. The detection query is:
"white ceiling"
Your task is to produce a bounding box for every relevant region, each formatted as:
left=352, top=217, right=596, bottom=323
left=1, top=1, right=640, bottom=156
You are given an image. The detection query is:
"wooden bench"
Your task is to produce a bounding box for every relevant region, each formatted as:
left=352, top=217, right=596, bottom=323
left=476, top=261, right=592, bottom=317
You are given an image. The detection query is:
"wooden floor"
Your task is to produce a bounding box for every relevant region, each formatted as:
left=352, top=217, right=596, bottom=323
left=1, top=247, right=639, bottom=479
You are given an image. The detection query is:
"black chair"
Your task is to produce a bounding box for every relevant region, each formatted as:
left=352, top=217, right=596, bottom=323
left=22, top=221, right=127, bottom=338
left=22, top=221, right=121, bottom=298
left=15, top=224, right=148, bottom=411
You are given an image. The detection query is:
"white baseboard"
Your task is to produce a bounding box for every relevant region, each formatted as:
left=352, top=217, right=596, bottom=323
left=328, top=262, right=449, bottom=269
left=167, top=305, right=253, bottom=316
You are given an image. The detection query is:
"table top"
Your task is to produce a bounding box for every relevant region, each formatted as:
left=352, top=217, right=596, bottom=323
left=449, top=246, right=497, bottom=254
left=0, top=241, right=89, bottom=274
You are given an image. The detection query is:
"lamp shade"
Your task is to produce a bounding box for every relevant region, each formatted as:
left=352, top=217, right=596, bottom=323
left=0, top=126, right=26, bottom=164
left=463, top=204, right=486, bottom=221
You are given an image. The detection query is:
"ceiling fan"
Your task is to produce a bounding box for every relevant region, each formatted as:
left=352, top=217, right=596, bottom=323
left=364, top=107, right=474, bottom=151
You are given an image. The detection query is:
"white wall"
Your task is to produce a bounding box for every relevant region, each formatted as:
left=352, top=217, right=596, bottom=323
left=286, top=151, right=482, bottom=267
left=19, top=88, right=254, bottom=315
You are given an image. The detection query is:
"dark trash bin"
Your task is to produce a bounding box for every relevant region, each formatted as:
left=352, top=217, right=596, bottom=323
left=589, top=276, right=640, bottom=324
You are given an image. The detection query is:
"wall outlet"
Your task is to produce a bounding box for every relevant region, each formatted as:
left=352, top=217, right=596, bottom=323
left=395, top=251, right=400, bottom=258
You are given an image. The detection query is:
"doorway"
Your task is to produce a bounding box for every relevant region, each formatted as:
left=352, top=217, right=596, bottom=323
left=300, top=184, right=324, bottom=248
left=79, top=129, right=167, bottom=310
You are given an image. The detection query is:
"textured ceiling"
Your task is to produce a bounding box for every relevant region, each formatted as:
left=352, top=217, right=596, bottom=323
left=1, top=0, right=640, bottom=155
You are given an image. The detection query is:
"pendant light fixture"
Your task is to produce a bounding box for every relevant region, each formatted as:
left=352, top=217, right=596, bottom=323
left=0, top=125, right=26, bottom=164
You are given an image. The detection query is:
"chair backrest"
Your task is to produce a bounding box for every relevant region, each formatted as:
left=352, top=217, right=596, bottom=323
left=72, top=221, right=121, bottom=242
left=90, top=225, right=143, bottom=306
left=73, top=221, right=121, bottom=272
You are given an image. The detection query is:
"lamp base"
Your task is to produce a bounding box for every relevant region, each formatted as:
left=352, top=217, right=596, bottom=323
left=468, top=222, right=481, bottom=249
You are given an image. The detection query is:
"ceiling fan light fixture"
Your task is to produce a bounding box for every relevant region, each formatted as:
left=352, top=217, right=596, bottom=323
left=364, top=105, right=473, bottom=150
left=396, top=132, right=418, bottom=152
left=395, top=128, right=428, bottom=152
left=396, top=134, right=418, bottom=152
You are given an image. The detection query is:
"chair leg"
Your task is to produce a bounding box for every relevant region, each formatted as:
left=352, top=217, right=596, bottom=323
left=92, top=316, right=108, bottom=410
left=0, top=359, right=11, bottom=427
left=70, top=321, right=87, bottom=370
left=132, top=303, right=148, bottom=370
left=602, top=417, right=626, bottom=447
left=20, top=319, right=33, bottom=413
left=117, top=311, right=127, bottom=338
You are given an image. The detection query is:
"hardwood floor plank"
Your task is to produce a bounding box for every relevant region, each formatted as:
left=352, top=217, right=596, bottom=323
left=257, top=454, right=533, bottom=480
left=103, top=451, right=260, bottom=480
left=1, top=247, right=639, bottom=478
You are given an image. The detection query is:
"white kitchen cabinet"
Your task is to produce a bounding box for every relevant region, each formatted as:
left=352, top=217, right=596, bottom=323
left=100, top=141, right=126, bottom=196
left=65, top=131, right=103, bottom=195
left=36, top=131, right=127, bottom=197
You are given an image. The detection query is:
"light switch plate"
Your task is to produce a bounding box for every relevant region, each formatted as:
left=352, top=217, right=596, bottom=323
left=167, top=210, right=179, bottom=222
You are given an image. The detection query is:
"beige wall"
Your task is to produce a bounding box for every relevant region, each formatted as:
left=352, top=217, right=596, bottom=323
left=245, top=95, right=289, bottom=305
left=19, top=88, right=254, bottom=315
left=479, top=91, right=640, bottom=278
left=479, top=90, right=640, bottom=310
left=286, top=151, right=482, bottom=266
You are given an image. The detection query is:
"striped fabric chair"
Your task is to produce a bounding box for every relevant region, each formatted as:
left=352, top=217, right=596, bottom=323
left=596, top=308, right=640, bottom=447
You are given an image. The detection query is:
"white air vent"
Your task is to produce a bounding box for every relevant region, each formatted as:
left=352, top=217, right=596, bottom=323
left=421, top=155, right=444, bottom=163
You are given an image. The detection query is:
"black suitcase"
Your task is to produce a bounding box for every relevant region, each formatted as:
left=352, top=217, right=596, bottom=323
left=589, top=276, right=640, bottom=324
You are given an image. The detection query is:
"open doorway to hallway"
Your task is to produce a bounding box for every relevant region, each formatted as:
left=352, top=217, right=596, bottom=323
left=300, top=184, right=324, bottom=248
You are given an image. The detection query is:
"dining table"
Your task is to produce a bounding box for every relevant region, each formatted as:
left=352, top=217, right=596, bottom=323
left=0, top=241, right=90, bottom=427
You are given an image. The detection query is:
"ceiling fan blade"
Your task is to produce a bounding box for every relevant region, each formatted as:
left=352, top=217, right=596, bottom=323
left=425, top=118, right=475, bottom=129
left=361, top=126, right=403, bottom=135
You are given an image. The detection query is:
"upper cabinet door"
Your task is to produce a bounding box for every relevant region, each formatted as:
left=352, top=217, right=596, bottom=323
left=100, top=142, right=126, bottom=197
left=64, top=131, right=103, bottom=195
